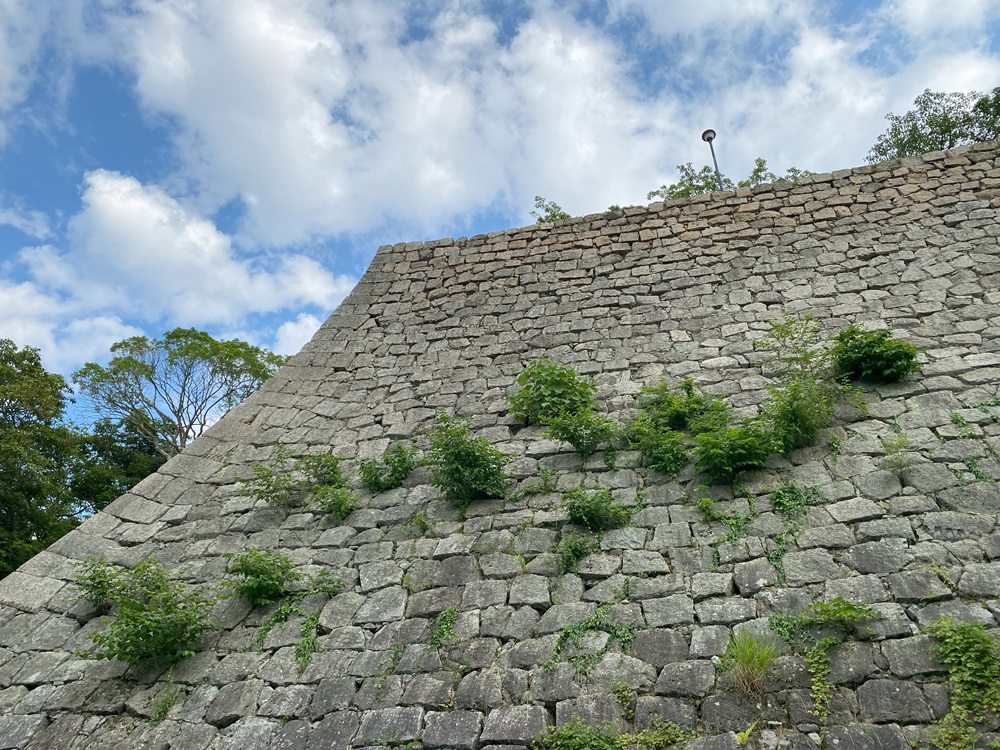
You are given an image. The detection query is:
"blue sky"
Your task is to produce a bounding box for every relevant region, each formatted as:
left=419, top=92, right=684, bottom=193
left=1, top=0, right=998, bottom=386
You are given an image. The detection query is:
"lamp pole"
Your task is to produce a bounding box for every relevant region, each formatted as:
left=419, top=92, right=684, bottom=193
left=702, top=129, right=723, bottom=191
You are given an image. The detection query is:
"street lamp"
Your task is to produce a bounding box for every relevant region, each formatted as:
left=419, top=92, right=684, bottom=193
left=702, top=129, right=724, bottom=191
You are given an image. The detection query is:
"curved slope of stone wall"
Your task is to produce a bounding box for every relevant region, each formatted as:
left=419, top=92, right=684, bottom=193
left=1, top=142, right=999, bottom=750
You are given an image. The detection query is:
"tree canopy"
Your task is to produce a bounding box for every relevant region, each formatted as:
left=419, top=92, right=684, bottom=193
left=867, top=87, right=1000, bottom=163
left=73, top=328, right=288, bottom=458
left=647, top=158, right=813, bottom=201
left=0, top=340, right=81, bottom=575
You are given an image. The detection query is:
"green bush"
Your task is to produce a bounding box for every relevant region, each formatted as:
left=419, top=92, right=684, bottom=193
left=508, top=357, right=597, bottom=424
left=770, top=481, right=823, bottom=522
left=310, top=485, right=356, bottom=522
left=636, top=378, right=728, bottom=433
left=427, top=411, right=510, bottom=510
left=693, top=422, right=775, bottom=483
left=832, top=325, right=921, bottom=383
left=240, top=446, right=298, bottom=506
left=761, top=380, right=835, bottom=454
left=926, top=617, right=1000, bottom=718
left=297, top=453, right=345, bottom=488
left=532, top=718, right=620, bottom=750
left=546, top=410, right=618, bottom=461
left=240, top=447, right=351, bottom=511
left=627, top=415, right=690, bottom=476
left=223, top=548, right=301, bottom=607
left=563, top=488, right=634, bottom=532
left=558, top=533, right=596, bottom=574
left=717, top=629, right=779, bottom=694
left=73, top=557, right=213, bottom=666
left=357, top=442, right=420, bottom=493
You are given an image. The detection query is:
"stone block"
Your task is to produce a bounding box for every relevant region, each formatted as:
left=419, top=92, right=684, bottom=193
left=358, top=706, right=424, bottom=745
left=733, top=558, right=778, bottom=595
left=857, top=680, right=931, bottom=724
left=509, top=575, right=551, bottom=608
left=480, top=705, right=552, bottom=745
left=422, top=710, right=483, bottom=749
left=958, top=562, right=1000, bottom=598
left=632, top=630, right=688, bottom=667
left=642, top=594, right=694, bottom=627
left=0, top=574, right=65, bottom=614
left=654, top=660, right=716, bottom=697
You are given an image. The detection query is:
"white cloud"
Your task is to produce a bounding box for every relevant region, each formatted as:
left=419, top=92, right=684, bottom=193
left=64, top=169, right=355, bottom=325
left=0, top=193, right=51, bottom=238
left=273, top=312, right=322, bottom=356
left=884, top=0, right=998, bottom=40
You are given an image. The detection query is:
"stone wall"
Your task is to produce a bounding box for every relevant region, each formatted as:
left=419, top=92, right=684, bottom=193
left=1, top=142, right=999, bottom=750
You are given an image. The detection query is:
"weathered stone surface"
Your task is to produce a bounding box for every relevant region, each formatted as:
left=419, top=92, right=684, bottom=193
left=880, top=636, right=946, bottom=678
left=357, top=706, right=424, bottom=745
left=654, top=660, right=716, bottom=697
left=422, top=710, right=483, bottom=749
left=480, top=705, right=552, bottom=745
left=823, top=723, right=909, bottom=750
left=857, top=680, right=931, bottom=724
left=632, top=629, right=688, bottom=667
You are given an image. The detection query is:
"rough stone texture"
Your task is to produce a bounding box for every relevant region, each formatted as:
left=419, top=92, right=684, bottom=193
left=4, top=143, right=1000, bottom=748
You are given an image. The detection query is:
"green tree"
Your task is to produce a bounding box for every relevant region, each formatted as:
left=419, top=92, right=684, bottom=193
left=0, top=340, right=79, bottom=576
left=73, top=328, right=287, bottom=458
left=647, top=158, right=811, bottom=201
left=867, top=87, right=1000, bottom=163
left=68, top=419, right=166, bottom=515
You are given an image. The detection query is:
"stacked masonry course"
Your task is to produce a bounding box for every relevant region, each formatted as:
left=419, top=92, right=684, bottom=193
left=1, top=142, right=1000, bottom=750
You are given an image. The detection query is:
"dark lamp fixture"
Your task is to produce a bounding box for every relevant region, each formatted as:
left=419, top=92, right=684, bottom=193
left=701, top=128, right=724, bottom=191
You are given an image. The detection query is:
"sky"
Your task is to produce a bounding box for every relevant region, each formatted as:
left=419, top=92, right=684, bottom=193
left=1, top=0, right=998, bottom=389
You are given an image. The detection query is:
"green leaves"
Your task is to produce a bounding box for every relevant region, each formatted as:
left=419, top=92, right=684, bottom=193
left=73, top=558, right=213, bottom=666
left=73, top=327, right=288, bottom=458
left=427, top=411, right=510, bottom=511
left=508, top=357, right=598, bottom=425
left=831, top=325, right=921, bottom=383
left=357, top=442, right=420, bottom=493
left=867, top=87, right=1000, bottom=163
left=530, top=196, right=571, bottom=223
left=223, top=548, right=301, bottom=607
left=563, top=488, right=635, bottom=533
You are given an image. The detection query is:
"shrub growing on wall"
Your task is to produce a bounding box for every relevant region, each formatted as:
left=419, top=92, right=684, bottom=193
left=73, top=557, right=214, bottom=666
left=508, top=357, right=598, bottom=424
left=427, top=411, right=509, bottom=510
left=831, top=325, right=921, bottom=383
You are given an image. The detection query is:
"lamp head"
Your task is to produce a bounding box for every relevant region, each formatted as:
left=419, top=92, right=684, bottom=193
left=701, top=129, right=717, bottom=143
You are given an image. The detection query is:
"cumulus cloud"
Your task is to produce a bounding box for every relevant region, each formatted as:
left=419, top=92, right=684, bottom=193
left=64, top=169, right=355, bottom=325
left=273, top=312, right=323, bottom=355
left=0, top=193, right=51, bottom=238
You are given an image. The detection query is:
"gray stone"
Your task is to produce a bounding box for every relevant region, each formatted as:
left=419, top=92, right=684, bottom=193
left=405, top=587, right=461, bottom=617
left=480, top=705, right=552, bottom=745
left=555, top=695, right=627, bottom=731
left=622, top=550, right=670, bottom=575
left=218, top=718, right=276, bottom=750
left=733, top=558, right=778, bottom=595
left=357, top=706, right=424, bottom=745
left=436, top=555, right=482, bottom=586
left=206, top=680, right=262, bottom=728
left=822, top=723, right=908, bottom=750
left=689, top=626, right=730, bottom=658
left=509, top=575, right=551, bottom=608
left=310, top=677, right=356, bottom=717
left=857, top=680, right=931, bottom=723
left=634, top=696, right=697, bottom=730
left=270, top=719, right=310, bottom=750
left=422, top=710, right=483, bottom=749
left=880, top=636, right=946, bottom=678
left=854, top=471, right=902, bottom=500
left=839, top=542, right=908, bottom=575
left=827, top=498, right=884, bottom=523
left=359, top=561, right=403, bottom=592
left=534, top=602, right=595, bottom=635
left=691, top=573, right=734, bottom=600
left=856, top=517, right=915, bottom=543
left=654, top=660, right=716, bottom=697
left=828, top=642, right=875, bottom=685
left=0, top=574, right=64, bottom=615
left=698, top=693, right=761, bottom=734
left=958, top=562, right=1000, bottom=597
left=886, top=570, right=952, bottom=603
left=456, top=670, right=503, bottom=710
left=825, top=574, right=890, bottom=604
left=0, top=715, right=47, bottom=749
left=632, top=630, right=688, bottom=667
left=782, top=549, right=842, bottom=585
left=642, top=594, right=694, bottom=627
left=463, top=580, right=509, bottom=609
